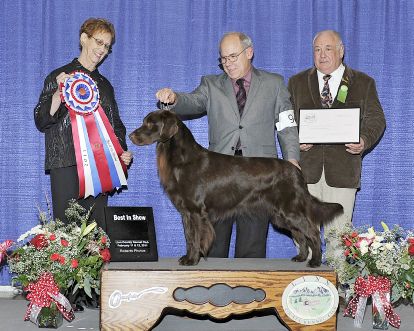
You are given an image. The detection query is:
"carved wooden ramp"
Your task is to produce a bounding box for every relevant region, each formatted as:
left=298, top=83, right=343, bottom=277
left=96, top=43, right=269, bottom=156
left=100, top=258, right=337, bottom=331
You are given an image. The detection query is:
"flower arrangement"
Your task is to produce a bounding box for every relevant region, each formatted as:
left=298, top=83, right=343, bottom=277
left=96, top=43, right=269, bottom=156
left=2, top=200, right=111, bottom=326
left=326, top=222, right=414, bottom=304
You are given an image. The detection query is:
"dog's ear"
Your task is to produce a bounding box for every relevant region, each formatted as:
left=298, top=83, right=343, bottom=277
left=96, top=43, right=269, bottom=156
left=159, top=115, right=179, bottom=140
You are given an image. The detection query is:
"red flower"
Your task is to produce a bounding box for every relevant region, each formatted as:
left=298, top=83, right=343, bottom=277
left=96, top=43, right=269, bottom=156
left=351, top=232, right=358, bottom=238
left=101, top=236, right=107, bottom=244
left=100, top=248, right=111, bottom=262
left=408, top=244, right=414, bottom=256
left=408, top=238, right=414, bottom=244
left=30, top=234, right=48, bottom=250
left=344, top=249, right=350, bottom=257
left=49, top=234, right=56, bottom=241
left=71, top=259, right=79, bottom=268
left=343, top=237, right=353, bottom=247
left=51, top=253, right=65, bottom=264
left=50, top=253, right=60, bottom=261
left=60, top=239, right=69, bottom=247
left=355, top=237, right=372, bottom=249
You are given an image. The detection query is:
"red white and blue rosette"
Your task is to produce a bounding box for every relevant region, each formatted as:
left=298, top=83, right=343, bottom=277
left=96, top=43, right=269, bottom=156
left=61, top=72, right=100, bottom=114
left=60, top=71, right=127, bottom=199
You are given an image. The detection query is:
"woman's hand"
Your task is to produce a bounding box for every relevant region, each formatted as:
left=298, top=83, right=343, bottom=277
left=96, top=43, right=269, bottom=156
left=56, top=72, right=72, bottom=86
left=120, top=150, right=133, bottom=166
left=50, top=72, right=73, bottom=116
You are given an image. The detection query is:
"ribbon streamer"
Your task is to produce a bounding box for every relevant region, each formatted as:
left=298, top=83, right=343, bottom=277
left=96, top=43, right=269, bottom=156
left=61, top=71, right=127, bottom=198
left=0, top=240, right=13, bottom=263
left=344, top=275, right=401, bottom=328
left=24, top=272, right=75, bottom=323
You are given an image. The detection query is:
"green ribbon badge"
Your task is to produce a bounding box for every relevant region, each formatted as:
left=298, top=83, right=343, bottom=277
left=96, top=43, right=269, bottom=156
left=337, top=84, right=348, bottom=103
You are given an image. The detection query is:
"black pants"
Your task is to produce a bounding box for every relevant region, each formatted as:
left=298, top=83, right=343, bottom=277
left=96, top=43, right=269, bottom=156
left=50, top=166, right=108, bottom=229
left=207, top=215, right=269, bottom=258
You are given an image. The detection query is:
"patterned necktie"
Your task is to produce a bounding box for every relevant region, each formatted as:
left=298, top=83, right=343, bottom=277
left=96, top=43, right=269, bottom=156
left=236, top=78, right=247, bottom=115
left=321, top=74, right=333, bottom=108
left=235, top=78, right=246, bottom=151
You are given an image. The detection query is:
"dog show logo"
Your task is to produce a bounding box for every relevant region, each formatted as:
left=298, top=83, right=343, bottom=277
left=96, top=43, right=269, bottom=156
left=282, top=275, right=339, bottom=325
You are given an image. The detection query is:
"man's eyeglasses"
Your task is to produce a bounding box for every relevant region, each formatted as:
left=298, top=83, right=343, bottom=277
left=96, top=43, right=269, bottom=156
left=91, top=36, right=112, bottom=53
left=218, top=46, right=250, bottom=64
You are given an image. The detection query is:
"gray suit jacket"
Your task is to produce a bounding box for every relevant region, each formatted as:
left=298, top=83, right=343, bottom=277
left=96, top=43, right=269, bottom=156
left=172, top=67, right=300, bottom=160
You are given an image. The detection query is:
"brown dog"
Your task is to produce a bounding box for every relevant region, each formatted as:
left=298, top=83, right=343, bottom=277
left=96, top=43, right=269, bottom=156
left=129, top=110, right=343, bottom=267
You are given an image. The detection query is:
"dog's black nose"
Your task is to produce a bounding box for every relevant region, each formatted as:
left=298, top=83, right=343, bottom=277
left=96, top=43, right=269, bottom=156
left=128, top=132, right=139, bottom=145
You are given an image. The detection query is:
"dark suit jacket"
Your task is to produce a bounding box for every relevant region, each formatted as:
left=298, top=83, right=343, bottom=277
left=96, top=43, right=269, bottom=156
left=288, top=65, right=386, bottom=188
left=172, top=67, right=300, bottom=161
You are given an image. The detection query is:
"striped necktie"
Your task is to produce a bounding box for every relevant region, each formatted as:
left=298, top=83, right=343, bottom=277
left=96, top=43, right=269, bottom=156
left=235, top=78, right=247, bottom=151
left=236, top=78, right=247, bottom=115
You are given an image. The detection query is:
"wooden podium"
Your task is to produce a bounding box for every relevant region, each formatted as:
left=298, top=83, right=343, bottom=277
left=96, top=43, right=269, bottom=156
left=100, top=258, right=337, bottom=331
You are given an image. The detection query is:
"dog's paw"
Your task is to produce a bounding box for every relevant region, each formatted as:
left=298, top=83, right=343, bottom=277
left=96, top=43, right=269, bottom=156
left=178, top=254, right=199, bottom=266
left=307, top=259, right=322, bottom=268
left=291, top=254, right=307, bottom=262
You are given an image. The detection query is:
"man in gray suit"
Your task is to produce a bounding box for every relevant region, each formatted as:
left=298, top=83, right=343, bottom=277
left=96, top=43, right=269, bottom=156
left=156, top=32, right=300, bottom=258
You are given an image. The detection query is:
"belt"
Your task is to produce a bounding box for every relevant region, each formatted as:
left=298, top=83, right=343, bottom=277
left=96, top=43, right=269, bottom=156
left=234, top=149, right=243, bottom=156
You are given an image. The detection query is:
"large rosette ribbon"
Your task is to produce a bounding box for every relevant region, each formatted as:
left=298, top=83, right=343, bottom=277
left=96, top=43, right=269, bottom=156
left=344, top=275, right=401, bottom=328
left=24, top=272, right=75, bottom=323
left=60, top=71, right=127, bottom=198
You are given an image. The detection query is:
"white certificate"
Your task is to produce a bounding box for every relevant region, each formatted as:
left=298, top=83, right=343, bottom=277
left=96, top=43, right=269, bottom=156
left=299, top=108, right=360, bottom=144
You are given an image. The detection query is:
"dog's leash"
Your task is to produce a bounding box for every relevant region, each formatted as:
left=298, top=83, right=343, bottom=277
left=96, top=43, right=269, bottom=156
left=159, top=102, right=172, bottom=111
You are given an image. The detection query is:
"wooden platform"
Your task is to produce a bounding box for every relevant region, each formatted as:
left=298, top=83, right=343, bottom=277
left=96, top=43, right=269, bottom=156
left=100, top=258, right=337, bottom=331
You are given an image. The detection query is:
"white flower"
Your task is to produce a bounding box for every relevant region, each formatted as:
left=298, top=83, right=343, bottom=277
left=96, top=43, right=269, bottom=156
left=17, top=225, right=43, bottom=242
left=326, top=224, right=414, bottom=305
left=366, top=227, right=376, bottom=239
left=360, top=241, right=369, bottom=255
left=371, top=241, right=382, bottom=250
left=385, top=242, right=394, bottom=250
left=373, top=235, right=384, bottom=242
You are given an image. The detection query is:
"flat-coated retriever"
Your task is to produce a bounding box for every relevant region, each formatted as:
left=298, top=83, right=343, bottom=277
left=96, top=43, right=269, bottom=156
left=129, top=110, right=343, bottom=267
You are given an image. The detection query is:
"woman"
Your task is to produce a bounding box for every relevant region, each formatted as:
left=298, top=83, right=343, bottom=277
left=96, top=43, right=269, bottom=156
left=34, top=18, right=133, bottom=229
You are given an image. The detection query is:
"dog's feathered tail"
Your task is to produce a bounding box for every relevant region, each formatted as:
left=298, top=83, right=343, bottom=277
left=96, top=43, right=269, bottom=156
left=307, top=195, right=344, bottom=225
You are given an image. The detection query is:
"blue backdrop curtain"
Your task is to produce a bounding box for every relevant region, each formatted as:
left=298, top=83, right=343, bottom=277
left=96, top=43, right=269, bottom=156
left=1, top=0, right=413, bottom=285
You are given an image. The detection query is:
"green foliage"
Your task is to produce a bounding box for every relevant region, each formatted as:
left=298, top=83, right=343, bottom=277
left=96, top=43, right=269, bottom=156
left=7, top=200, right=110, bottom=299
left=327, top=223, right=414, bottom=304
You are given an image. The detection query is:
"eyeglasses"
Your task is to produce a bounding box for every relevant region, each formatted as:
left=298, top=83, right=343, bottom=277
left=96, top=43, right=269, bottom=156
left=218, top=46, right=250, bottom=64
left=91, top=36, right=112, bottom=53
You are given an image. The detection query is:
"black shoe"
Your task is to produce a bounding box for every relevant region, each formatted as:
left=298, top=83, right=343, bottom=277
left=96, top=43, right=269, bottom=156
left=72, top=303, right=84, bottom=312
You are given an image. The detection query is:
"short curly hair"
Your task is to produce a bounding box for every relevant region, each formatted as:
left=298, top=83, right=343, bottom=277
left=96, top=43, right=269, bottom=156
left=79, top=18, right=115, bottom=51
